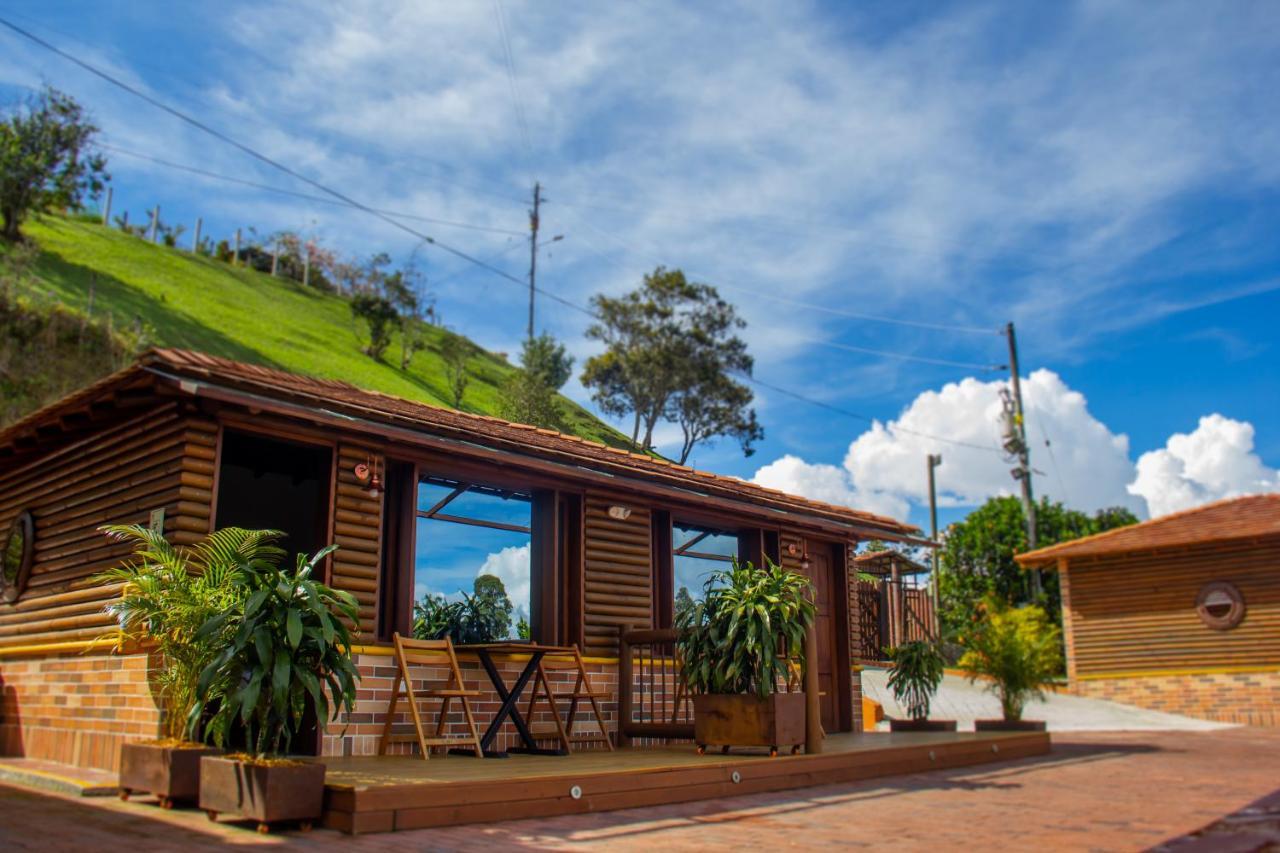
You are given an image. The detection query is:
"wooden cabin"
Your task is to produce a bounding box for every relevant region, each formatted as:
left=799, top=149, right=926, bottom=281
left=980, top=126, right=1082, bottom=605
left=0, top=348, right=924, bottom=772
left=1017, top=494, right=1280, bottom=727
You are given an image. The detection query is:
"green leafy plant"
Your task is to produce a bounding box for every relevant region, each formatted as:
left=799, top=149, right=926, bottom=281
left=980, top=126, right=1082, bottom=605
left=411, top=574, right=515, bottom=643
left=95, top=525, right=283, bottom=741
left=191, top=545, right=361, bottom=759
left=958, top=597, right=1063, bottom=721
left=885, top=640, right=946, bottom=721
left=675, top=557, right=815, bottom=699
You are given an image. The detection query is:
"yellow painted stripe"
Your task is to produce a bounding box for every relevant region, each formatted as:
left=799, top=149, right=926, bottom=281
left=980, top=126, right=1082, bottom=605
left=1077, top=664, right=1280, bottom=680
left=0, top=637, right=119, bottom=658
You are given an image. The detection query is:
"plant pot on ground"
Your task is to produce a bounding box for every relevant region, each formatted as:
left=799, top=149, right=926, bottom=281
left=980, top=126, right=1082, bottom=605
left=958, top=596, right=1063, bottom=732
left=973, top=719, right=1047, bottom=732
left=97, top=526, right=280, bottom=806
left=885, top=640, right=956, bottom=733
left=193, top=542, right=360, bottom=833
left=119, top=741, right=221, bottom=808
left=676, top=557, right=817, bottom=757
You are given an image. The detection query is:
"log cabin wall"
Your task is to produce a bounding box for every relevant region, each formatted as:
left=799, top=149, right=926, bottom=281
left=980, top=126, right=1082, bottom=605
left=0, top=403, right=215, bottom=651
left=1065, top=539, right=1280, bottom=675
left=582, top=496, right=653, bottom=656
left=331, top=443, right=384, bottom=638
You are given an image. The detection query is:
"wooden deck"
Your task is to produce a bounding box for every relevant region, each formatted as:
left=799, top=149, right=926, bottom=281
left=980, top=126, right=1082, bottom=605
left=317, top=730, right=1052, bottom=834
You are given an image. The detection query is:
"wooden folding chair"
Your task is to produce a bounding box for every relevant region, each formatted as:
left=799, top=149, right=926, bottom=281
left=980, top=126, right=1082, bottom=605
left=524, top=645, right=614, bottom=752
left=379, top=633, right=484, bottom=760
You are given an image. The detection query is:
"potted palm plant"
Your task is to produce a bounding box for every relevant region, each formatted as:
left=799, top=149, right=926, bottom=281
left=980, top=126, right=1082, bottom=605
left=959, top=597, right=1061, bottom=731
left=676, top=557, right=815, bottom=757
left=193, top=544, right=360, bottom=834
left=99, top=525, right=282, bottom=809
left=886, top=640, right=955, bottom=731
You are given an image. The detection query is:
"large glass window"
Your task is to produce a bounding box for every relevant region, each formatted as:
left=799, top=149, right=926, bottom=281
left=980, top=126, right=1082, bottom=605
left=673, top=522, right=738, bottom=618
left=413, top=476, right=532, bottom=642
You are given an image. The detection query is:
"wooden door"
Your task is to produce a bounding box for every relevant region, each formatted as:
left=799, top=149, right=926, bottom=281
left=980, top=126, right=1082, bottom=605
left=802, top=542, right=837, bottom=731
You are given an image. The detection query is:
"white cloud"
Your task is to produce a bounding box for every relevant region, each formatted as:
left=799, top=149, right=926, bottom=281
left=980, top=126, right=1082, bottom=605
left=753, top=454, right=910, bottom=521
left=477, top=543, right=531, bottom=617
left=755, top=370, right=1145, bottom=519
left=1129, top=415, right=1280, bottom=517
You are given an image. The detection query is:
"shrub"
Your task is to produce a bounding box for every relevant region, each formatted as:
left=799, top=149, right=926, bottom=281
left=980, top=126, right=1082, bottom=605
left=675, top=558, right=815, bottom=699
left=885, top=640, right=946, bottom=721
left=191, top=544, right=361, bottom=758
left=958, top=597, right=1063, bottom=721
left=96, top=526, right=282, bottom=741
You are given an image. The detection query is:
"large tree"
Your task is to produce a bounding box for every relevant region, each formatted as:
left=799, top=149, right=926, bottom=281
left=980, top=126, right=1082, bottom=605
left=581, top=266, right=760, bottom=460
left=0, top=87, right=107, bottom=242
left=938, top=495, right=1139, bottom=633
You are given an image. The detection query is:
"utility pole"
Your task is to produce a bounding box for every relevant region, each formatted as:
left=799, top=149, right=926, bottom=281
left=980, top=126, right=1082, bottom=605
left=1004, top=321, right=1042, bottom=599
left=527, top=181, right=541, bottom=340
left=522, top=183, right=563, bottom=343
left=927, top=453, right=943, bottom=632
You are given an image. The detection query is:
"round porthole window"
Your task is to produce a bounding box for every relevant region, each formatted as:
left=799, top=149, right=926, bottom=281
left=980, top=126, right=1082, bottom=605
left=1196, top=581, right=1245, bottom=631
left=1, top=511, right=35, bottom=604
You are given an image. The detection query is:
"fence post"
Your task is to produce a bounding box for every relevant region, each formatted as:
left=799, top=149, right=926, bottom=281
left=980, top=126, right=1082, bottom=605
left=192, top=217, right=202, bottom=254
left=271, top=241, right=279, bottom=276
left=233, top=228, right=241, bottom=265
left=804, top=618, right=823, bottom=754
left=617, top=624, right=633, bottom=748
left=303, top=244, right=310, bottom=286
left=120, top=210, right=129, bottom=231
left=101, top=187, right=112, bottom=225
left=148, top=205, right=159, bottom=243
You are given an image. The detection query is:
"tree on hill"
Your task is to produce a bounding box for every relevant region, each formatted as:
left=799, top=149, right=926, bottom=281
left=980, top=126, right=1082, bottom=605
left=0, top=87, right=108, bottom=242
left=439, top=333, right=470, bottom=407
left=581, top=266, right=761, bottom=461
left=499, top=333, right=573, bottom=429
left=938, top=495, right=1139, bottom=633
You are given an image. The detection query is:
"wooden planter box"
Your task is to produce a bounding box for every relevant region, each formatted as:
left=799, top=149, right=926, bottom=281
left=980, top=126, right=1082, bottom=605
left=888, top=718, right=958, bottom=732
left=693, top=692, right=806, bottom=756
left=119, top=742, right=222, bottom=808
left=974, top=719, right=1047, bottom=732
left=199, top=756, right=326, bottom=833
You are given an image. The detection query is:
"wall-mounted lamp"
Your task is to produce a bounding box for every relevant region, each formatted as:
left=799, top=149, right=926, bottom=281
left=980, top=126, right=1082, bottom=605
left=800, top=546, right=812, bottom=572
left=354, top=454, right=382, bottom=499
left=606, top=505, right=632, bottom=520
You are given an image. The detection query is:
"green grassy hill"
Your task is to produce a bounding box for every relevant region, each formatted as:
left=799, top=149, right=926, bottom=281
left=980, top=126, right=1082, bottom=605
left=3, top=214, right=627, bottom=446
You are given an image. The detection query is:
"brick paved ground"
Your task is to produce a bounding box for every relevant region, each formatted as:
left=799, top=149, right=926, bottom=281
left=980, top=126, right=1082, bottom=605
left=0, top=728, right=1277, bottom=852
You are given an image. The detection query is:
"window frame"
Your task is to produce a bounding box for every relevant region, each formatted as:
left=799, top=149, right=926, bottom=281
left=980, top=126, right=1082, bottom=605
left=1, top=510, right=35, bottom=605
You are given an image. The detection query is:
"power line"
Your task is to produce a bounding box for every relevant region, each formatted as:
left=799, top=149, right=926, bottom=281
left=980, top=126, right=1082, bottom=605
left=814, top=339, right=1005, bottom=372
left=99, top=143, right=525, bottom=236
left=559, top=205, right=1002, bottom=336
left=493, top=0, right=533, bottom=164
left=0, top=17, right=564, bottom=306
left=743, top=375, right=1004, bottom=454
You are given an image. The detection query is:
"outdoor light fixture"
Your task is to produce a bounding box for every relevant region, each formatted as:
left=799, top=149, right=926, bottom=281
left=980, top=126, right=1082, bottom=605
left=607, top=505, right=632, bottom=520
left=354, top=454, right=382, bottom=499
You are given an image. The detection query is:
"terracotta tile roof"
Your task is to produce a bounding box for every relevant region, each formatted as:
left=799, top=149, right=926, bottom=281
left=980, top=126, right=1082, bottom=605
left=0, top=348, right=918, bottom=538
left=850, top=549, right=931, bottom=574
left=1016, top=493, right=1280, bottom=567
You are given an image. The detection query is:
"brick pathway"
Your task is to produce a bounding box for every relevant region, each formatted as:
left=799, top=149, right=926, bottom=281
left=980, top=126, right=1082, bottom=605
left=0, top=728, right=1277, bottom=852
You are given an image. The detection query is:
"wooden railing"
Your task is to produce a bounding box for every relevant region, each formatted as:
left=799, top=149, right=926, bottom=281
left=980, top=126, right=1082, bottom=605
left=616, top=624, right=823, bottom=754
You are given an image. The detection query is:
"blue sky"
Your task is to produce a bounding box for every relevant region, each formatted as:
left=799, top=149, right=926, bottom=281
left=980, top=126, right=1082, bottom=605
left=2, top=1, right=1277, bottom=532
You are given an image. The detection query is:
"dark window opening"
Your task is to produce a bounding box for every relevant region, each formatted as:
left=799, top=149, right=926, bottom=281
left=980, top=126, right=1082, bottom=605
left=214, top=430, right=333, bottom=565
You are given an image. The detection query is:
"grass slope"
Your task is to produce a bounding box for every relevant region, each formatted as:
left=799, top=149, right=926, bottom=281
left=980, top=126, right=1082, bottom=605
left=11, top=215, right=627, bottom=447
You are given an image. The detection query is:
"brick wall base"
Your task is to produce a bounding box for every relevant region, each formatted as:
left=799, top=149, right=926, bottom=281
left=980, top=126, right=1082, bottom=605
left=0, top=651, right=164, bottom=772
left=323, top=654, right=623, bottom=757
left=1073, top=670, right=1280, bottom=727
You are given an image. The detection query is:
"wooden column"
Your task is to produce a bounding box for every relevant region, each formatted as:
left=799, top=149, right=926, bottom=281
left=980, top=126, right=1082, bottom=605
left=804, top=618, right=823, bottom=754
left=617, top=624, right=633, bottom=748
left=890, top=558, right=903, bottom=647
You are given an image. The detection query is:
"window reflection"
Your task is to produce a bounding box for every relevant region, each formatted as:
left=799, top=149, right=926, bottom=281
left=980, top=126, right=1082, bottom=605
left=673, top=522, right=738, bottom=619
left=414, top=477, right=532, bottom=642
